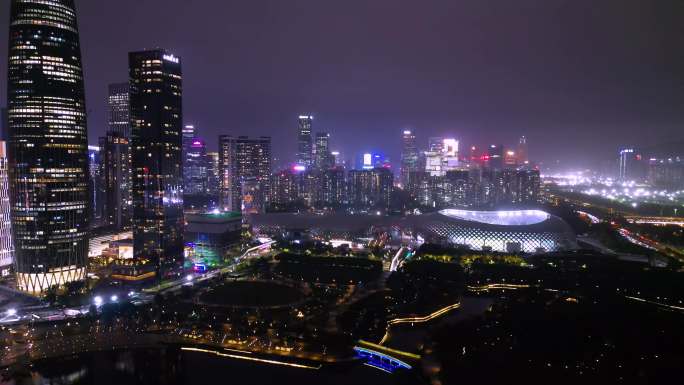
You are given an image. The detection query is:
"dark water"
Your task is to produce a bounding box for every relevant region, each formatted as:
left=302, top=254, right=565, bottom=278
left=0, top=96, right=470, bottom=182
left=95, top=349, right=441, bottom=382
left=1, top=348, right=419, bottom=385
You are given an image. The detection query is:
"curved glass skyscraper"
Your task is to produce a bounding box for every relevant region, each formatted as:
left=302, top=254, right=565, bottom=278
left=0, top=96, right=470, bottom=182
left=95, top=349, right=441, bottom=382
left=7, top=0, right=89, bottom=293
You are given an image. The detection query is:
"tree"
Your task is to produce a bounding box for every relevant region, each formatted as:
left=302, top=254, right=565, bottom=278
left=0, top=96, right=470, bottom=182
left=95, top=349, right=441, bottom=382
left=44, top=285, right=58, bottom=306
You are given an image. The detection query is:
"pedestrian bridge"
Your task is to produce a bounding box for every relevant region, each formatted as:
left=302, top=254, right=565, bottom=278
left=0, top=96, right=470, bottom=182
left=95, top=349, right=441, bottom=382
left=353, top=340, right=420, bottom=373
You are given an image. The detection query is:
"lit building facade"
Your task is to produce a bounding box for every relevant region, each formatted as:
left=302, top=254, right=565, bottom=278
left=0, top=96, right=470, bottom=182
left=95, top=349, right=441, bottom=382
left=219, top=136, right=272, bottom=213
left=129, top=49, right=184, bottom=278
left=7, top=0, right=89, bottom=293
left=297, top=115, right=313, bottom=167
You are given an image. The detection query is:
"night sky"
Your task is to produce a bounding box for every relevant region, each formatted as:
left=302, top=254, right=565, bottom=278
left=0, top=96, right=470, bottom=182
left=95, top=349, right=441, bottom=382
left=1, top=0, right=683, bottom=170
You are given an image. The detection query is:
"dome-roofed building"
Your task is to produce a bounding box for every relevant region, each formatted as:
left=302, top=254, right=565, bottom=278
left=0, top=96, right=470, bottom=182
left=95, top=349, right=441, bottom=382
left=408, top=209, right=576, bottom=253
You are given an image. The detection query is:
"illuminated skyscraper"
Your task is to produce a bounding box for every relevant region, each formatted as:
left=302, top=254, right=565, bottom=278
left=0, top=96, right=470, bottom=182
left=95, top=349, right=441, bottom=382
left=130, top=49, right=184, bottom=278
left=219, top=136, right=272, bottom=213
left=108, top=83, right=131, bottom=137
left=185, top=137, right=208, bottom=195
left=314, top=132, right=333, bottom=170
left=0, top=142, right=13, bottom=276
left=400, top=130, right=419, bottom=187
left=297, top=115, right=313, bottom=167
left=7, top=0, right=89, bottom=293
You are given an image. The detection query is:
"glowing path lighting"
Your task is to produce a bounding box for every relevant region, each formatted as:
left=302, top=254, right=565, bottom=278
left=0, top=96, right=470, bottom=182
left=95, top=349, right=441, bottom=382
left=93, top=296, right=103, bottom=306
left=387, top=302, right=461, bottom=326
left=180, top=347, right=321, bottom=369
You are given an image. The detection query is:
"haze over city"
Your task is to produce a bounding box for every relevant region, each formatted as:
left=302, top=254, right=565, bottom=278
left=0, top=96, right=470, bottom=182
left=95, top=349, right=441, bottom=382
left=0, top=1, right=683, bottom=384
left=2, top=0, right=683, bottom=168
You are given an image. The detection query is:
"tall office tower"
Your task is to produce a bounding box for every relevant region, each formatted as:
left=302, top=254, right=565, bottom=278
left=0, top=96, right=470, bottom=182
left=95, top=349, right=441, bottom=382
left=517, top=136, right=528, bottom=165
left=99, top=133, right=131, bottom=230
left=130, top=49, right=184, bottom=278
left=314, top=132, right=333, bottom=170
left=7, top=0, right=89, bottom=293
left=348, top=168, right=393, bottom=209
left=219, top=136, right=272, bottom=213
left=297, top=115, right=313, bottom=167
left=185, top=138, right=208, bottom=195
left=108, top=83, right=131, bottom=137
left=400, top=130, right=419, bottom=186
left=206, top=152, right=220, bottom=196
left=89, top=145, right=105, bottom=228
left=0, top=142, right=14, bottom=276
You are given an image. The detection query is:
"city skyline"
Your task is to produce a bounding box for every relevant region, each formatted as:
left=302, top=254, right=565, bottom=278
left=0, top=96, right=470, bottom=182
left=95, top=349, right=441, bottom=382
left=1, top=0, right=682, bottom=169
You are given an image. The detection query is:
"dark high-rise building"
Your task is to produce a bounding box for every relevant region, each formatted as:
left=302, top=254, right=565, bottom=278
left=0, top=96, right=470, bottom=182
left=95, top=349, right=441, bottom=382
left=270, top=168, right=303, bottom=207
left=314, top=132, right=333, bottom=170
left=99, top=133, right=132, bottom=230
left=649, top=157, right=684, bottom=189
left=487, top=144, right=504, bottom=170
left=618, top=147, right=646, bottom=181
left=400, top=130, right=419, bottom=187
left=348, top=168, right=393, bottom=209
left=129, top=49, right=184, bottom=279
left=7, top=0, right=89, bottom=293
left=517, top=136, right=529, bottom=165
left=108, top=83, right=131, bottom=137
left=320, top=167, right=346, bottom=206
left=182, top=124, right=196, bottom=193
left=0, top=108, right=8, bottom=141
left=105, top=82, right=133, bottom=229
left=297, top=115, right=313, bottom=167
left=219, top=136, right=271, bottom=213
